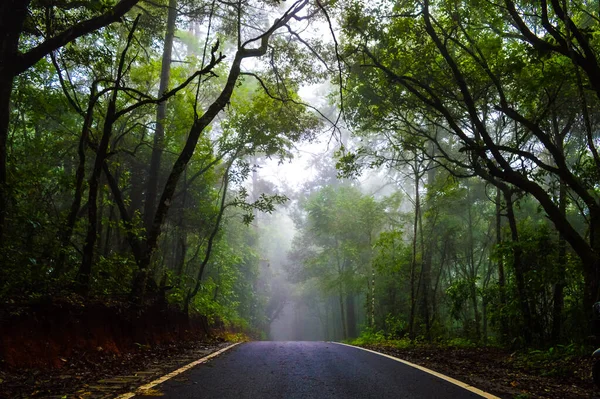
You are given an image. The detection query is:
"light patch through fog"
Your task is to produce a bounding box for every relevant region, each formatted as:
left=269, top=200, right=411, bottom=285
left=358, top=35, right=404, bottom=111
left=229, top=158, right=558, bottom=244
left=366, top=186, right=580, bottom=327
left=258, top=140, right=329, bottom=190
left=257, top=81, right=336, bottom=190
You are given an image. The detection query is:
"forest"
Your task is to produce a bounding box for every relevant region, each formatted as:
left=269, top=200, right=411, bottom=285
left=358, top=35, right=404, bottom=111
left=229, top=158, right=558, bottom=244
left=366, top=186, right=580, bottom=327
left=1, top=0, right=600, bottom=386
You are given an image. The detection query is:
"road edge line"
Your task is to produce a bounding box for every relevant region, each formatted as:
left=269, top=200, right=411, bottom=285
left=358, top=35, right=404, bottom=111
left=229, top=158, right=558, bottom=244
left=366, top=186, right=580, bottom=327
left=114, top=342, right=240, bottom=399
left=332, top=342, right=500, bottom=399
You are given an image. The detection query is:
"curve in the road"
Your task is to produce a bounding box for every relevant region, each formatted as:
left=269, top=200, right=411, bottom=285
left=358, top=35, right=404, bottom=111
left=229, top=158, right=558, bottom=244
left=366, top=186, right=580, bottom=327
left=334, top=342, right=498, bottom=398
left=122, top=341, right=499, bottom=399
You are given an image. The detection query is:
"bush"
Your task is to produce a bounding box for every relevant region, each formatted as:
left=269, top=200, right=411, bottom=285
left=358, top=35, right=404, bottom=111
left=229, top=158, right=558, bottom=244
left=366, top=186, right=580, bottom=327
left=446, top=337, right=477, bottom=348
left=350, top=327, right=387, bottom=345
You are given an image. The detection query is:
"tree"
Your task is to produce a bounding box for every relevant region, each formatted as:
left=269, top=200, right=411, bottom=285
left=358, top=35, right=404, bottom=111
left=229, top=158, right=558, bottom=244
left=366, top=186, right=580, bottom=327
left=0, top=0, right=333, bottom=331
left=339, top=0, right=600, bottom=320
left=289, top=184, right=384, bottom=339
left=0, top=0, right=144, bottom=243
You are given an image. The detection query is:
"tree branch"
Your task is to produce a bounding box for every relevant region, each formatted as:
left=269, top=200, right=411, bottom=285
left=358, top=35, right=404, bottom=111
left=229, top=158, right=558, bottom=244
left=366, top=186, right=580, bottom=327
left=16, top=0, right=141, bottom=75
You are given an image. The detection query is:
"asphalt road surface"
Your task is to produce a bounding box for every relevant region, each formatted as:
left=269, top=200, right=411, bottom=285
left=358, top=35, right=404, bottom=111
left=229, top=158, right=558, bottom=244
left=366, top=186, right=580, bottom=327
left=132, top=341, right=488, bottom=398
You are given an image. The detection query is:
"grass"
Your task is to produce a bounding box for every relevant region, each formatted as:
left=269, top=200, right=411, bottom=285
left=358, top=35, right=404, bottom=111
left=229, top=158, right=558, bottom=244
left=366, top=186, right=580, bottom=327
left=348, top=329, right=478, bottom=350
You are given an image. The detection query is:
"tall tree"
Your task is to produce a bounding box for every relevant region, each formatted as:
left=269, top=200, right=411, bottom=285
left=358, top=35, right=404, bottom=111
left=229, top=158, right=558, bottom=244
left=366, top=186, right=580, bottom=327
left=289, top=184, right=384, bottom=340
left=144, top=0, right=179, bottom=232
left=339, top=0, right=600, bottom=317
left=0, top=0, right=142, bottom=243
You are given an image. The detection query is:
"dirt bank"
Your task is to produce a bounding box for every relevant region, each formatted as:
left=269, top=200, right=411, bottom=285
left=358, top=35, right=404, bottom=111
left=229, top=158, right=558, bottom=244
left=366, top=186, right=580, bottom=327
left=0, top=297, right=209, bottom=369
left=0, top=297, right=238, bottom=398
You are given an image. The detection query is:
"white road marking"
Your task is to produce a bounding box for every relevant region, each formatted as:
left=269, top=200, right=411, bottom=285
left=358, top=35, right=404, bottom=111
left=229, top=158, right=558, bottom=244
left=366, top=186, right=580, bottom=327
left=333, top=342, right=500, bottom=399
left=114, top=343, right=240, bottom=399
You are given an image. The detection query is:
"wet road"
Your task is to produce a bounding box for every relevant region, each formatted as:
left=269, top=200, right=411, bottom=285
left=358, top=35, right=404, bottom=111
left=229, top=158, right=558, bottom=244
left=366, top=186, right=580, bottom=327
left=132, top=341, right=490, bottom=398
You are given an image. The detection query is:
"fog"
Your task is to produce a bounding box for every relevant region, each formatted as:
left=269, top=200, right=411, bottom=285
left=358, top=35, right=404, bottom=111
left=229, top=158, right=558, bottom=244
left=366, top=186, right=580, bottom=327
left=251, top=134, right=392, bottom=341
left=243, top=69, right=411, bottom=340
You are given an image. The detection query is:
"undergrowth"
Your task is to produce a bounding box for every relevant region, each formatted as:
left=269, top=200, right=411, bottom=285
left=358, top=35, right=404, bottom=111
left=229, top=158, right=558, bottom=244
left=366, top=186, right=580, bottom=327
left=348, top=328, right=478, bottom=349
left=514, top=343, right=590, bottom=378
left=348, top=329, right=593, bottom=380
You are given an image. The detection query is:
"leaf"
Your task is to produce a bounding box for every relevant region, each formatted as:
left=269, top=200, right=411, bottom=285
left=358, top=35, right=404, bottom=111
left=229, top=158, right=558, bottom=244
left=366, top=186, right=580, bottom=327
left=138, top=388, right=164, bottom=396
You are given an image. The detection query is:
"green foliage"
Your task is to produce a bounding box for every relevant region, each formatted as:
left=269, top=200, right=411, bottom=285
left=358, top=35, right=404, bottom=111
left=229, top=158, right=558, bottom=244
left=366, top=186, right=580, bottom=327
left=446, top=279, right=478, bottom=321
left=93, top=254, right=137, bottom=295
left=445, top=337, right=477, bottom=348
left=3, top=0, right=600, bottom=353
left=0, top=0, right=328, bottom=343
left=338, top=0, right=600, bottom=348
left=290, top=184, right=384, bottom=289
left=350, top=327, right=387, bottom=346
left=518, top=343, right=588, bottom=378
left=384, top=314, right=408, bottom=339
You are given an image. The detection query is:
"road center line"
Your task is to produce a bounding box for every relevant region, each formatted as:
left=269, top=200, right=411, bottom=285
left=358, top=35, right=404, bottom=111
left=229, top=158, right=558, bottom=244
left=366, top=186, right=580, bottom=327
left=332, top=342, right=500, bottom=399
left=115, top=342, right=240, bottom=399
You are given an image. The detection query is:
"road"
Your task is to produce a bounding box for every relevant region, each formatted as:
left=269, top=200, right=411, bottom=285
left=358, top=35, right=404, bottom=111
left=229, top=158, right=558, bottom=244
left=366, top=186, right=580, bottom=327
left=130, top=341, right=491, bottom=398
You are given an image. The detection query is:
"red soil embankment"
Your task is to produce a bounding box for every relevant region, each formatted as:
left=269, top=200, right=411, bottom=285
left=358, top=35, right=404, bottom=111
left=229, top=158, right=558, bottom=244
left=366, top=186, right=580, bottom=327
left=0, top=299, right=208, bottom=369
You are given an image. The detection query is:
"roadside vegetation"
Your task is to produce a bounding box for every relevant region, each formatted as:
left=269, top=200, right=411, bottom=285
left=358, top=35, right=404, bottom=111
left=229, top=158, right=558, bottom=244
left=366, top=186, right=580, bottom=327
left=0, top=0, right=325, bottom=340
left=2, top=0, right=600, bottom=397
left=285, top=0, right=600, bottom=351
left=348, top=332, right=594, bottom=398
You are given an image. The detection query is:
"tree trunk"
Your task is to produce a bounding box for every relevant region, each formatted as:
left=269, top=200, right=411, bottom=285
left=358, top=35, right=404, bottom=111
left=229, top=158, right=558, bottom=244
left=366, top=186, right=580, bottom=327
left=78, top=17, right=140, bottom=294
left=144, top=0, right=178, bottom=231
left=183, top=162, right=232, bottom=311
left=324, top=300, right=330, bottom=340
left=78, top=110, right=115, bottom=293
left=550, top=113, right=567, bottom=343
left=408, top=163, right=420, bottom=340
left=103, top=186, right=116, bottom=256
left=504, top=189, right=533, bottom=345
left=420, top=153, right=435, bottom=340
left=346, top=294, right=356, bottom=339
left=102, top=162, right=144, bottom=262
left=55, top=87, right=97, bottom=274
left=0, top=73, right=12, bottom=246
left=128, top=157, right=145, bottom=215
left=552, top=177, right=567, bottom=343
left=0, top=0, right=30, bottom=245
left=431, top=238, right=447, bottom=331
left=469, top=272, right=480, bottom=341
left=495, top=187, right=507, bottom=340
left=482, top=293, right=488, bottom=343
left=586, top=212, right=600, bottom=311
left=339, top=289, right=347, bottom=340
left=419, top=227, right=432, bottom=340
left=466, top=188, right=481, bottom=341
left=371, top=267, right=376, bottom=328
left=97, top=179, right=106, bottom=259
left=174, top=168, right=188, bottom=277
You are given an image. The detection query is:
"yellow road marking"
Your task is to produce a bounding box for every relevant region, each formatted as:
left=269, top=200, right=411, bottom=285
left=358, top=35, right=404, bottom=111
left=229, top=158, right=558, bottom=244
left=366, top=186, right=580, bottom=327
left=333, top=342, right=500, bottom=399
left=115, top=343, right=240, bottom=399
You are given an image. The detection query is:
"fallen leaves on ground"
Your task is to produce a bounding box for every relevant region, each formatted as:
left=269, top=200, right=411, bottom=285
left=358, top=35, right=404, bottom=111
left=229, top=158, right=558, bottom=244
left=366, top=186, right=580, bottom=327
left=0, top=339, right=226, bottom=398
left=360, top=344, right=598, bottom=399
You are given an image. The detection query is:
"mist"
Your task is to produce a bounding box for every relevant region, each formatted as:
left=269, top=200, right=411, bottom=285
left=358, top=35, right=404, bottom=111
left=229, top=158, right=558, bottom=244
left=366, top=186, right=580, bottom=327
left=250, top=128, right=393, bottom=341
